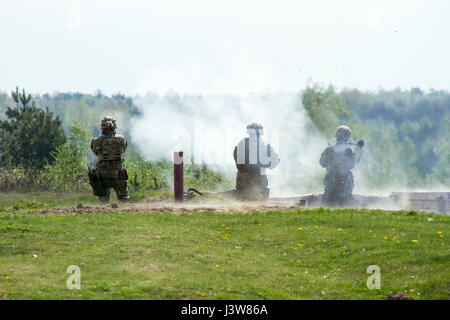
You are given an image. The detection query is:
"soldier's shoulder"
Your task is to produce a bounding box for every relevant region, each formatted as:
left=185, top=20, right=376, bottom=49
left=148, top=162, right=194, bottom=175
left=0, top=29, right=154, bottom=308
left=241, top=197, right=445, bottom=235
left=343, top=142, right=355, bottom=151
left=115, top=134, right=126, bottom=142
left=114, top=135, right=127, bottom=146
left=236, top=138, right=247, bottom=146
left=91, top=136, right=103, bottom=145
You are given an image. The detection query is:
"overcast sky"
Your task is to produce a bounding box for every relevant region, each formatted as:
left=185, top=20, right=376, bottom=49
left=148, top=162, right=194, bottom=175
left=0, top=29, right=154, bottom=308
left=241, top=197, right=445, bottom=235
left=1, top=0, right=449, bottom=95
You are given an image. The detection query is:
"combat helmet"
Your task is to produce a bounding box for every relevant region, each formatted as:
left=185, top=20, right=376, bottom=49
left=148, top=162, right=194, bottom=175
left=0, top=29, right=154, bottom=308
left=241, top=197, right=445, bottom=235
left=246, top=122, right=264, bottom=135
left=101, top=116, right=117, bottom=133
left=335, top=125, right=351, bottom=141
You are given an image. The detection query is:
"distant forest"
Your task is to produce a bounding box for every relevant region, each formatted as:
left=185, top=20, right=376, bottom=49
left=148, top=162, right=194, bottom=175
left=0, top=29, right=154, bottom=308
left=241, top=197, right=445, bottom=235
left=302, top=86, right=449, bottom=189
left=0, top=86, right=448, bottom=190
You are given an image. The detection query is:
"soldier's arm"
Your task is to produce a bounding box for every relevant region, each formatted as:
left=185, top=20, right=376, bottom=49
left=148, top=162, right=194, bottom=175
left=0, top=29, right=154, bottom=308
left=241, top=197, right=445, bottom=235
left=235, top=139, right=246, bottom=165
left=91, top=138, right=99, bottom=155
left=123, top=138, right=128, bottom=152
left=319, top=148, right=330, bottom=168
left=116, top=135, right=127, bottom=153
left=346, top=148, right=356, bottom=169
left=268, top=145, right=280, bottom=169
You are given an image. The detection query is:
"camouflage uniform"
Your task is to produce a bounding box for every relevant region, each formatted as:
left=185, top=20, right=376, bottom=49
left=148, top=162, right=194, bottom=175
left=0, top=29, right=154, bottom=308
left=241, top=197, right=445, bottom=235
left=235, top=171, right=269, bottom=201
left=320, top=126, right=356, bottom=206
left=89, top=116, right=129, bottom=202
left=233, top=123, right=279, bottom=201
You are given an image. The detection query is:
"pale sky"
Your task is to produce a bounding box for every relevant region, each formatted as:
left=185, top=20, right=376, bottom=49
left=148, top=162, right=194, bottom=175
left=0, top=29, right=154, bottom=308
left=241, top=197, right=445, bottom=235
left=1, top=0, right=449, bottom=95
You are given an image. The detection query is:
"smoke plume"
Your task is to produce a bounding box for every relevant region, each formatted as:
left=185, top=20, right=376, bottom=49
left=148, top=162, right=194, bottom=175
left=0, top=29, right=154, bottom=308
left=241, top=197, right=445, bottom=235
left=130, top=91, right=328, bottom=197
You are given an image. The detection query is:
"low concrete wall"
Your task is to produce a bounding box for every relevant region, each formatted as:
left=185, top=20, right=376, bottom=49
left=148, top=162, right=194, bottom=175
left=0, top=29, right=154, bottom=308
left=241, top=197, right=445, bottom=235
left=270, top=192, right=450, bottom=214
left=389, top=192, right=450, bottom=214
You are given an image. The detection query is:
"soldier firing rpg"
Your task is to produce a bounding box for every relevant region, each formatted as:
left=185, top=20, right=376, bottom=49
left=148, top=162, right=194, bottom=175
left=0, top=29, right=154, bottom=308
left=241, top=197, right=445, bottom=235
left=88, top=116, right=129, bottom=203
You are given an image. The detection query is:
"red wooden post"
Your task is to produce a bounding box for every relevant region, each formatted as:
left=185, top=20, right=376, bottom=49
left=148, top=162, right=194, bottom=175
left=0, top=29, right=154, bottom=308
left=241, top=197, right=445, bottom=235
left=174, top=151, right=184, bottom=202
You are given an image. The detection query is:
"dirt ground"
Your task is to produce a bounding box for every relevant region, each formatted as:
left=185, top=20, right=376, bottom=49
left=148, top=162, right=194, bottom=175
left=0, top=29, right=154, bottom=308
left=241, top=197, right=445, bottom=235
left=10, top=199, right=305, bottom=215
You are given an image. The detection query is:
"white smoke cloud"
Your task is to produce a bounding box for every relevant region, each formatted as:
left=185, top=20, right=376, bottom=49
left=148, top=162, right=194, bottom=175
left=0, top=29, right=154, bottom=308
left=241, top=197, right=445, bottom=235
left=130, top=91, right=328, bottom=197
left=133, top=38, right=297, bottom=96
left=129, top=36, right=331, bottom=196
left=129, top=90, right=449, bottom=199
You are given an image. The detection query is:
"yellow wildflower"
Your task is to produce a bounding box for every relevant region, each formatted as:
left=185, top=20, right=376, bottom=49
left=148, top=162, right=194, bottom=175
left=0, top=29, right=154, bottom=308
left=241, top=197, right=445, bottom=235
left=337, top=228, right=342, bottom=232
left=411, top=240, right=418, bottom=243
left=298, top=227, right=302, bottom=231
left=296, top=243, right=303, bottom=247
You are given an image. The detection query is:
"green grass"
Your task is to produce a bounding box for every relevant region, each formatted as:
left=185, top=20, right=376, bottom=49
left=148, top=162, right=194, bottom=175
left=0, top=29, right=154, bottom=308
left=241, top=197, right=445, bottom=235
left=0, top=195, right=448, bottom=299
left=0, top=191, right=167, bottom=211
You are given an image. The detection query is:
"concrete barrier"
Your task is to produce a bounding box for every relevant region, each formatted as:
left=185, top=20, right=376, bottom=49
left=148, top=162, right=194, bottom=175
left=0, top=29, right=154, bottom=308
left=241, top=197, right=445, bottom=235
left=270, top=192, right=450, bottom=214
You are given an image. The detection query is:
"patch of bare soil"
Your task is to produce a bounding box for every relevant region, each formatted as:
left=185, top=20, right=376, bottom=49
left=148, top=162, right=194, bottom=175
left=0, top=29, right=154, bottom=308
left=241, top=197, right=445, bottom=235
left=386, top=291, right=413, bottom=300
left=17, top=200, right=305, bottom=215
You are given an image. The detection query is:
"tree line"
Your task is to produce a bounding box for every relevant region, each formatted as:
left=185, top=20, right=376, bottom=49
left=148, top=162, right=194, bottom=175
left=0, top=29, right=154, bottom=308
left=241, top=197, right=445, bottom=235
left=0, top=85, right=448, bottom=192
left=302, top=85, right=449, bottom=189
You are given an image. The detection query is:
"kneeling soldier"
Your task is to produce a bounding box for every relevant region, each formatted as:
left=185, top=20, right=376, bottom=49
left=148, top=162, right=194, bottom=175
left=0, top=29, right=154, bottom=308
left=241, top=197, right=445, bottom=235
left=89, top=116, right=129, bottom=203
left=233, top=123, right=280, bottom=201
left=319, top=125, right=356, bottom=207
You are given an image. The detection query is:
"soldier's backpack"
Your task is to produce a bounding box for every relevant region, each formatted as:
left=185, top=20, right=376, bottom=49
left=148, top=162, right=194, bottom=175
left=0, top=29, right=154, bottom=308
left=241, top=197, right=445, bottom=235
left=327, top=143, right=355, bottom=174
left=234, top=138, right=272, bottom=174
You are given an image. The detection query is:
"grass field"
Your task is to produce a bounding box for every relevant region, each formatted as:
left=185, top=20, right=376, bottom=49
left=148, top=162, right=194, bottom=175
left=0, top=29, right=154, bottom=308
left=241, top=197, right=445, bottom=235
left=0, top=192, right=448, bottom=300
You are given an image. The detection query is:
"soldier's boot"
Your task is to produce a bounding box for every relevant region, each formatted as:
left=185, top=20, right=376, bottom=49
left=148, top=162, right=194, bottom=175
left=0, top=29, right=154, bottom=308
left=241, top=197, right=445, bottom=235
left=339, top=197, right=353, bottom=207
left=99, top=195, right=110, bottom=203
left=235, top=187, right=249, bottom=201
left=262, top=186, right=270, bottom=200
left=117, top=191, right=129, bottom=203
left=322, top=190, right=339, bottom=207
left=115, top=179, right=129, bottom=202
left=97, top=187, right=110, bottom=203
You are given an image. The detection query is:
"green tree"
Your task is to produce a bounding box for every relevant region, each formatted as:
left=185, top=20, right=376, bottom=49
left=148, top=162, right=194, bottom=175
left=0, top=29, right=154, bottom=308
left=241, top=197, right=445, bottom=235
left=302, top=84, right=352, bottom=138
left=0, top=87, right=66, bottom=169
left=427, top=139, right=450, bottom=185
left=44, top=123, right=92, bottom=191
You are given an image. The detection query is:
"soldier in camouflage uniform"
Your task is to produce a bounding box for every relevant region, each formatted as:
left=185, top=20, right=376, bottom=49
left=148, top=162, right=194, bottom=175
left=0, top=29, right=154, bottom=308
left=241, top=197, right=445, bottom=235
left=233, top=123, right=279, bottom=201
left=320, top=125, right=356, bottom=207
left=89, top=116, right=129, bottom=203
